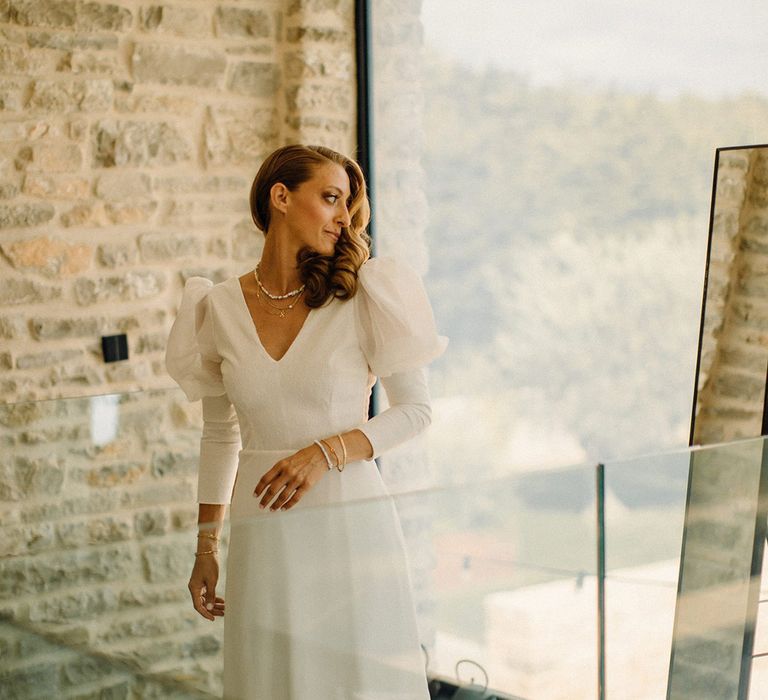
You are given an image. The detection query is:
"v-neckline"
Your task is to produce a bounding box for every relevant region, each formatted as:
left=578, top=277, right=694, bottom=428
left=233, top=277, right=316, bottom=364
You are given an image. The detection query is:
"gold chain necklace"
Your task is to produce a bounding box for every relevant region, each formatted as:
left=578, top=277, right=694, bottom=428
left=257, top=285, right=305, bottom=319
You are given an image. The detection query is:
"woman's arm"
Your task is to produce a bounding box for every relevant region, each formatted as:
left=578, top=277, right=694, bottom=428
left=189, top=503, right=226, bottom=622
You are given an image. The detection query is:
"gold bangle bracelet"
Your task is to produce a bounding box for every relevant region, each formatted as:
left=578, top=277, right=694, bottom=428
left=195, top=549, right=218, bottom=556
left=336, top=433, right=348, bottom=467
left=197, top=532, right=219, bottom=541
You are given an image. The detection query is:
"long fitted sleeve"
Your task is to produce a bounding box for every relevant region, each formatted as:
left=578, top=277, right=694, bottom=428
left=198, top=393, right=242, bottom=504
left=357, top=367, right=431, bottom=460
left=165, top=276, right=241, bottom=504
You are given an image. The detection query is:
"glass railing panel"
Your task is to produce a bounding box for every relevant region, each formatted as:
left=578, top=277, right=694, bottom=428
left=604, top=437, right=768, bottom=700
left=405, top=463, right=598, bottom=700
left=1, top=387, right=599, bottom=699
left=602, top=445, right=691, bottom=699
left=0, top=388, right=223, bottom=698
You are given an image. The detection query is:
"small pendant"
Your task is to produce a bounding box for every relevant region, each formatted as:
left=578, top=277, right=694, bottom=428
left=279, top=309, right=286, bottom=318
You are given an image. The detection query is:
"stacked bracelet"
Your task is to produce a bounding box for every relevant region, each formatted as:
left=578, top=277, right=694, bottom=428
left=336, top=433, right=348, bottom=471
left=320, top=439, right=340, bottom=469
left=195, top=549, right=218, bottom=556
left=315, top=435, right=350, bottom=472
left=314, top=439, right=334, bottom=470
left=197, top=532, right=219, bottom=541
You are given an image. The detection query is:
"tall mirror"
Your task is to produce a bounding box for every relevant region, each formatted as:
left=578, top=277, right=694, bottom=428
left=690, top=144, right=768, bottom=446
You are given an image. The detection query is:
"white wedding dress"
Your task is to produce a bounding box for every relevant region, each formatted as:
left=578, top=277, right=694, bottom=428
left=165, top=256, right=448, bottom=700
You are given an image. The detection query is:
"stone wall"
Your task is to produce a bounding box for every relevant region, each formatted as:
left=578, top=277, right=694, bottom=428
left=693, top=147, right=768, bottom=445
left=1, top=0, right=359, bottom=696
left=0, top=0, right=357, bottom=405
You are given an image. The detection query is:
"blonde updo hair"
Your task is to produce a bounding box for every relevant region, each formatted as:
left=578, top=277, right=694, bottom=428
left=249, top=144, right=372, bottom=308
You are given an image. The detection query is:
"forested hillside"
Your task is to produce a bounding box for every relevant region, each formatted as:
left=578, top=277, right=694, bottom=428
left=421, top=49, right=768, bottom=465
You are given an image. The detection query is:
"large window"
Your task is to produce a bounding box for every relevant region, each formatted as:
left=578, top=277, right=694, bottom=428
left=370, top=1, right=768, bottom=695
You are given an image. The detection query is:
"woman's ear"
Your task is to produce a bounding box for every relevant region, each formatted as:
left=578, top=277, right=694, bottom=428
left=270, top=182, right=289, bottom=215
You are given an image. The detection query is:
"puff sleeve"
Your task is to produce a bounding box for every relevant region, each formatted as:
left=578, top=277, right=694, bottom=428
left=165, top=277, right=227, bottom=402
left=165, top=277, right=241, bottom=504
left=354, top=256, right=448, bottom=459
left=354, top=256, right=448, bottom=377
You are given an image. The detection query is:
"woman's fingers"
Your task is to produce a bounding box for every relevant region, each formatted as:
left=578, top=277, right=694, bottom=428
left=189, top=580, right=215, bottom=621
left=279, top=486, right=306, bottom=511
left=271, top=483, right=305, bottom=511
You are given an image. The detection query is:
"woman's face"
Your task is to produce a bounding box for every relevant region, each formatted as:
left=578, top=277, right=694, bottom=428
left=276, top=162, right=353, bottom=256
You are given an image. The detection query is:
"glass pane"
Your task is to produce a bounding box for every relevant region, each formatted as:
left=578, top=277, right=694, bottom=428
left=604, top=437, right=768, bottom=699
left=406, top=463, right=598, bottom=699
left=602, top=445, right=691, bottom=698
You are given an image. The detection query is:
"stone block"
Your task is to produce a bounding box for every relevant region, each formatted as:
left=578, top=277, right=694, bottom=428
left=0, top=202, right=55, bottom=229
left=140, top=5, right=211, bottom=36
left=73, top=270, right=165, bottom=305
left=0, top=182, right=19, bottom=198
left=286, top=83, right=351, bottom=113
left=9, top=0, right=77, bottom=28
left=113, top=89, right=198, bottom=115
left=0, top=455, right=64, bottom=501
left=1, top=236, right=93, bottom=277
left=61, top=655, right=117, bottom=688
left=134, top=332, right=165, bottom=354
left=76, top=2, right=132, bottom=31
left=152, top=175, right=246, bottom=197
left=104, top=200, right=157, bottom=225
left=28, top=78, right=113, bottom=112
left=203, top=105, right=278, bottom=167
left=0, top=663, right=60, bottom=699
left=285, top=48, right=352, bottom=80
left=0, top=351, right=11, bottom=370
left=60, top=201, right=110, bottom=227
left=16, top=348, right=84, bottom=370
left=27, top=31, right=118, bottom=51
left=132, top=43, right=226, bottom=88
left=0, top=278, right=61, bottom=306
left=0, top=522, right=55, bottom=557
left=227, top=61, right=279, bottom=97
left=29, top=588, right=120, bottom=622
left=134, top=508, right=168, bottom=537
left=97, top=242, right=139, bottom=268
left=29, top=314, right=140, bottom=340
left=120, top=481, right=193, bottom=508
left=69, top=50, right=120, bottom=75
left=21, top=143, right=83, bottom=173
left=0, top=543, right=139, bottom=600
left=81, top=461, right=147, bottom=488
left=0, top=44, right=29, bottom=73
left=91, top=119, right=192, bottom=168
left=95, top=171, right=150, bottom=200
left=22, top=174, right=90, bottom=199
left=286, top=26, right=350, bottom=43
left=214, top=6, right=271, bottom=38
left=22, top=491, right=118, bottom=523
left=0, top=77, right=27, bottom=111
left=150, top=450, right=197, bottom=479
left=142, top=541, right=189, bottom=582
left=138, top=233, right=201, bottom=261
left=0, top=316, right=24, bottom=339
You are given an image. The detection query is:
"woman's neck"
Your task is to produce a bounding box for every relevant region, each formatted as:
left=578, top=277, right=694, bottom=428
left=258, top=230, right=302, bottom=294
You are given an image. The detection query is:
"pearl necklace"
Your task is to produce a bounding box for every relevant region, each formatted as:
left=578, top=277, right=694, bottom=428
left=253, top=264, right=305, bottom=300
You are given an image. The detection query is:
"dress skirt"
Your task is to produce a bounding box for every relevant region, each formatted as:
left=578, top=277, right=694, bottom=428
left=223, top=449, right=431, bottom=700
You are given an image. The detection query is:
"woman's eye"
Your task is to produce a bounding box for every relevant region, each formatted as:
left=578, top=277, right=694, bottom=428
left=325, top=194, right=338, bottom=203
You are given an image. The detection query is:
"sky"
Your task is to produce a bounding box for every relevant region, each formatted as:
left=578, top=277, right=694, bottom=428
left=421, top=0, right=768, bottom=98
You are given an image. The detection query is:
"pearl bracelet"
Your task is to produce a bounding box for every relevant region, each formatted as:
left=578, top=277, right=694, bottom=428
left=313, top=439, right=334, bottom=470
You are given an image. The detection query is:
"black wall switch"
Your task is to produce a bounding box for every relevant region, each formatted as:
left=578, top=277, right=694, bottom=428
left=101, top=334, right=129, bottom=363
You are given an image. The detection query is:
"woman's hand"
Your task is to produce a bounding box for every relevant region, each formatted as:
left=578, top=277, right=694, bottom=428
left=189, top=553, right=225, bottom=621
left=253, top=443, right=328, bottom=511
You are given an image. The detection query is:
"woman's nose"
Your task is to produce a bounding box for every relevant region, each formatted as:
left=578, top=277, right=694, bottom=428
left=337, top=206, right=351, bottom=227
